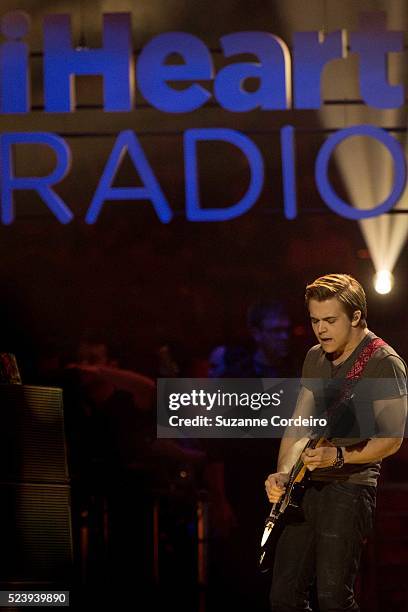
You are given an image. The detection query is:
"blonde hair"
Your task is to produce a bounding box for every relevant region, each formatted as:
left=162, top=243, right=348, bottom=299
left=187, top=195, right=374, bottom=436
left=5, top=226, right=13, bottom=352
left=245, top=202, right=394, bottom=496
left=305, top=274, right=367, bottom=328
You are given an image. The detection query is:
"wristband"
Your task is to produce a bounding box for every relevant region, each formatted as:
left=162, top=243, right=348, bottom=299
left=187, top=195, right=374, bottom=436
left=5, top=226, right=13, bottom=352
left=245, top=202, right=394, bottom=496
left=332, top=446, right=345, bottom=469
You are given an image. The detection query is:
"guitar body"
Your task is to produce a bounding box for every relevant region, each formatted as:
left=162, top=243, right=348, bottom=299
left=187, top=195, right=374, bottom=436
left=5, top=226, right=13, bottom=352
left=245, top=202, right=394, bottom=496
left=258, top=510, right=286, bottom=573
left=259, top=436, right=325, bottom=573
left=259, top=480, right=306, bottom=573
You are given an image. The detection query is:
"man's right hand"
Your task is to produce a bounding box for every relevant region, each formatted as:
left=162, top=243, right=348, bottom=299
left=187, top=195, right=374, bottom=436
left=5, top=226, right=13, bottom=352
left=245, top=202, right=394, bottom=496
left=265, top=472, right=289, bottom=503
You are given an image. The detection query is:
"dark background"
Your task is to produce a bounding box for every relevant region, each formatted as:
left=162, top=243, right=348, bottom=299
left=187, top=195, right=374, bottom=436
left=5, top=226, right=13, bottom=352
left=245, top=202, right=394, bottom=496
left=1, top=3, right=408, bottom=610
left=1, top=0, right=408, bottom=373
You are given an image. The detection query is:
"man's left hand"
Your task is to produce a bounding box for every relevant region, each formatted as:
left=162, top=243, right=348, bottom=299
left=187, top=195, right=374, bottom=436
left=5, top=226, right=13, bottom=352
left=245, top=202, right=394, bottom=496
left=301, top=443, right=337, bottom=471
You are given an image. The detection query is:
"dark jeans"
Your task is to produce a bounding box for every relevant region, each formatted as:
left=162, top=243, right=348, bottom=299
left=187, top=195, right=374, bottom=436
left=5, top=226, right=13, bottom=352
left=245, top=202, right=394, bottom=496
left=270, top=480, right=376, bottom=612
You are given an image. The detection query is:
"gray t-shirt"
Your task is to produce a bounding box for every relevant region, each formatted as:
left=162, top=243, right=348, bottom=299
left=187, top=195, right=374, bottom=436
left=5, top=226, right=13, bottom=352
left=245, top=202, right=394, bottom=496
left=301, top=331, right=407, bottom=486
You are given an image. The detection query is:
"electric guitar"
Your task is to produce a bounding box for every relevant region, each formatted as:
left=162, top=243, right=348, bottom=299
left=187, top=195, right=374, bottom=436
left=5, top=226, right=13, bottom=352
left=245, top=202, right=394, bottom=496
left=259, top=436, right=326, bottom=572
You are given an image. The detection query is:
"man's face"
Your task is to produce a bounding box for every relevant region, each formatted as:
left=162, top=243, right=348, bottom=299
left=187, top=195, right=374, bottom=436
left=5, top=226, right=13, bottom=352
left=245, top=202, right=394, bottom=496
left=309, top=298, right=358, bottom=355
left=252, top=314, right=291, bottom=360
left=77, top=342, right=109, bottom=366
left=76, top=342, right=110, bottom=389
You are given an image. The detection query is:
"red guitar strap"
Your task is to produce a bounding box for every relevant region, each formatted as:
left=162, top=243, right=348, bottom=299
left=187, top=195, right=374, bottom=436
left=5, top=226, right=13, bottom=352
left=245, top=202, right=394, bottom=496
left=345, top=337, right=386, bottom=382
left=326, top=337, right=386, bottom=423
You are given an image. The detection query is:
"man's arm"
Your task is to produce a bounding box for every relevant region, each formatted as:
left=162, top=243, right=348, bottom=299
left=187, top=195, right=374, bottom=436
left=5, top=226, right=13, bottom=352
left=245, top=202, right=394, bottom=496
left=302, top=396, right=407, bottom=469
left=97, top=365, right=155, bottom=410
left=302, top=438, right=403, bottom=469
left=265, top=385, right=315, bottom=502
left=67, top=362, right=155, bottom=410
left=277, top=386, right=316, bottom=471
left=344, top=395, right=406, bottom=463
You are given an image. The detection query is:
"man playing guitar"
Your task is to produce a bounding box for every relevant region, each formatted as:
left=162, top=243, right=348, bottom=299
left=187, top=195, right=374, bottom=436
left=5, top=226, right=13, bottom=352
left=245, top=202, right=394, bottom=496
left=265, top=274, right=407, bottom=611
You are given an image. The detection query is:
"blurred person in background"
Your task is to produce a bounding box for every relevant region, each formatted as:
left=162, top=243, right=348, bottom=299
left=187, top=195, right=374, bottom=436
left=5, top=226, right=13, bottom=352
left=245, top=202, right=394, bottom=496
left=247, top=299, right=294, bottom=378
left=205, top=300, right=297, bottom=611
left=64, top=334, right=156, bottom=601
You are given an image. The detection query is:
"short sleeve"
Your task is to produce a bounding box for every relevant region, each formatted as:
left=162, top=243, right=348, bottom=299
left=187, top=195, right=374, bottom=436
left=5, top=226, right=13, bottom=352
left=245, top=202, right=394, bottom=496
left=370, top=355, right=407, bottom=400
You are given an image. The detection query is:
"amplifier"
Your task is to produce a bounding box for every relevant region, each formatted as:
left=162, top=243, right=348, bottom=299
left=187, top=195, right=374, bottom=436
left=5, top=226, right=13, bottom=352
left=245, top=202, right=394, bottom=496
left=0, top=384, right=73, bottom=585
left=0, top=385, right=68, bottom=482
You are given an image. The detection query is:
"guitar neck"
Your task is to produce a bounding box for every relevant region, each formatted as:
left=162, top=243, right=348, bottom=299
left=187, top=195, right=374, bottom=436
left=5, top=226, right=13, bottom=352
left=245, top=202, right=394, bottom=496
left=288, top=437, right=323, bottom=484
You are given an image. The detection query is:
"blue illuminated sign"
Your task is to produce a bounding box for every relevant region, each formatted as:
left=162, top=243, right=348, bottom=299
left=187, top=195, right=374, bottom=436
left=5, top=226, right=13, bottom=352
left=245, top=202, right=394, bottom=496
left=315, top=125, right=407, bottom=220
left=184, top=129, right=264, bottom=221
left=0, top=132, right=73, bottom=224
left=0, top=9, right=406, bottom=223
left=85, top=130, right=172, bottom=224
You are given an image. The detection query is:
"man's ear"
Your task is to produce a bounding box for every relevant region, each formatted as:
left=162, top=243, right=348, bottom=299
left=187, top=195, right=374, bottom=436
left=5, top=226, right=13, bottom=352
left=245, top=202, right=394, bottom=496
left=351, top=310, right=362, bottom=327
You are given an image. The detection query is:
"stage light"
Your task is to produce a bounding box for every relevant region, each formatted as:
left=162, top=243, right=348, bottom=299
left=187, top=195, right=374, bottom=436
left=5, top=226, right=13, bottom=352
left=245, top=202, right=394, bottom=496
left=311, top=7, right=408, bottom=288
left=374, top=270, right=393, bottom=295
